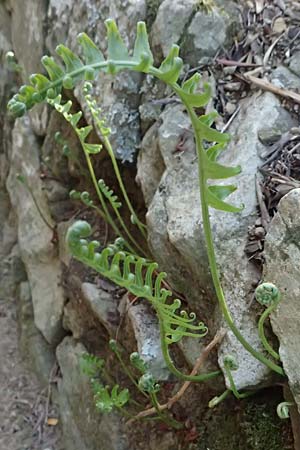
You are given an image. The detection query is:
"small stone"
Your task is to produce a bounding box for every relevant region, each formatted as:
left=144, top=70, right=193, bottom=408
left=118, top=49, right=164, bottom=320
left=224, top=81, right=242, bottom=92
left=289, top=50, right=300, bottom=76
left=258, top=128, right=282, bottom=145
left=225, top=102, right=236, bottom=115
left=272, top=17, right=287, bottom=34
left=254, top=226, right=265, bottom=239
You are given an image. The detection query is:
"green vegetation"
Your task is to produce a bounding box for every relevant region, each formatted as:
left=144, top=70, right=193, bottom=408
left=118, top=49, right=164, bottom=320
left=7, top=18, right=290, bottom=426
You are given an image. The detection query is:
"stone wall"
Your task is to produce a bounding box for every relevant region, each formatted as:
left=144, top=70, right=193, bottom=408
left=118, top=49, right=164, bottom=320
left=1, top=1, right=300, bottom=449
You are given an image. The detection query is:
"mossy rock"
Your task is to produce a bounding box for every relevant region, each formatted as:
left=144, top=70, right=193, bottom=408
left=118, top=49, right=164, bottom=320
left=195, top=389, right=292, bottom=450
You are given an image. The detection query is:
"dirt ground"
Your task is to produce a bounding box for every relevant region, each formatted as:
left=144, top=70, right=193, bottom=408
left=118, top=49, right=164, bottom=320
left=0, top=296, right=64, bottom=450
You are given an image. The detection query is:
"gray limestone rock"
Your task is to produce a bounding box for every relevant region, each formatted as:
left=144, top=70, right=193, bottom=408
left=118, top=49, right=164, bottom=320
left=56, top=336, right=129, bottom=450
left=10, top=0, right=49, bottom=135
left=263, top=189, right=300, bottom=413
left=182, top=2, right=240, bottom=65
left=151, top=0, right=196, bottom=58
left=126, top=297, right=169, bottom=380
left=6, top=118, right=65, bottom=344
left=138, top=92, right=296, bottom=389
left=136, top=121, right=165, bottom=206
left=271, top=65, right=300, bottom=91
left=46, top=0, right=147, bottom=163
left=289, top=50, right=300, bottom=77
left=81, top=282, right=120, bottom=334
left=17, top=281, right=56, bottom=386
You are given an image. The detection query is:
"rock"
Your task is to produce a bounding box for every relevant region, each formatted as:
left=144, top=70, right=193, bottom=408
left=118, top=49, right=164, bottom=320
left=139, top=92, right=296, bottom=389
left=263, top=189, right=300, bottom=413
left=56, top=336, right=129, bottom=450
left=258, top=128, right=282, bottom=146
left=0, top=2, right=11, bottom=54
left=272, top=17, right=287, bottom=34
left=0, top=244, right=26, bottom=300
left=57, top=220, right=73, bottom=267
left=17, top=281, right=56, bottom=386
left=271, top=65, right=300, bottom=91
left=6, top=118, right=65, bottom=344
left=126, top=297, right=169, bottom=380
left=151, top=0, right=195, bottom=58
left=11, top=0, right=47, bottom=77
left=289, top=50, right=300, bottom=76
left=46, top=0, right=147, bottom=163
left=10, top=0, right=49, bottom=135
left=136, top=122, right=165, bottom=206
left=182, top=2, right=240, bottom=65
left=81, top=282, right=120, bottom=334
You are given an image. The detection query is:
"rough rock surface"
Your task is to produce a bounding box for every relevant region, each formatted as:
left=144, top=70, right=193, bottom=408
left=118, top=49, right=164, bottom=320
left=182, top=2, right=240, bottom=65
left=152, top=0, right=240, bottom=64
left=56, top=337, right=129, bottom=450
left=263, top=189, right=300, bottom=413
left=126, top=298, right=169, bottom=380
left=6, top=118, right=65, bottom=344
left=139, top=92, right=296, bottom=389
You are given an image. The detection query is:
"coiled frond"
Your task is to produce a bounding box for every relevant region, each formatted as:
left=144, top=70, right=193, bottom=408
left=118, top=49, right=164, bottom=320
left=67, top=220, right=208, bottom=344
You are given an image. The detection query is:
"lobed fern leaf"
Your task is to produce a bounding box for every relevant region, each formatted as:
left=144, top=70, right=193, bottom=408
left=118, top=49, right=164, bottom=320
left=8, top=18, right=241, bottom=213
left=67, top=220, right=208, bottom=345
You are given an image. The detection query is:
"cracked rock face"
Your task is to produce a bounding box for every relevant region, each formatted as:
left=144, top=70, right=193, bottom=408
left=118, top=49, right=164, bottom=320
left=6, top=118, right=65, bottom=345
left=56, top=337, right=129, bottom=450
left=152, top=0, right=240, bottom=64
left=138, top=92, right=296, bottom=390
left=263, top=189, right=300, bottom=413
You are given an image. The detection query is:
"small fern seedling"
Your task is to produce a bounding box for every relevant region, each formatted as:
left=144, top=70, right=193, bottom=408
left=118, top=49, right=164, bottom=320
left=255, top=283, right=281, bottom=361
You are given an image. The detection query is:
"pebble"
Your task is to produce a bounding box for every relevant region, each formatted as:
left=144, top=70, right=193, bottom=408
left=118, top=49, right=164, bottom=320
left=225, top=102, right=236, bottom=115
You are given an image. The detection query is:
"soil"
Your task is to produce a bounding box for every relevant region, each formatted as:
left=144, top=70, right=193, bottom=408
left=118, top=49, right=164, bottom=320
left=0, top=296, right=64, bottom=450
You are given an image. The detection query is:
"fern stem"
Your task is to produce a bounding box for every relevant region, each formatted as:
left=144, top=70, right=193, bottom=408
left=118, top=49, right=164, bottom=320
left=83, top=150, right=136, bottom=254
left=112, top=344, right=148, bottom=397
left=149, top=392, right=183, bottom=430
left=158, top=315, right=221, bottom=382
left=224, top=365, right=255, bottom=400
left=180, top=101, right=284, bottom=376
left=84, top=94, right=148, bottom=255
left=258, top=305, right=280, bottom=360
left=102, top=134, right=147, bottom=238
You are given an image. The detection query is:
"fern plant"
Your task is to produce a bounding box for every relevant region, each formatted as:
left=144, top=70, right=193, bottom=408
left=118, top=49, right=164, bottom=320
left=67, top=221, right=218, bottom=382
left=8, top=18, right=285, bottom=390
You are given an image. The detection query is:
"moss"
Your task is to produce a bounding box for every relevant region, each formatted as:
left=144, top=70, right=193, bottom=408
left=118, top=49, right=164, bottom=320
left=194, top=389, right=292, bottom=450
left=242, top=402, right=286, bottom=450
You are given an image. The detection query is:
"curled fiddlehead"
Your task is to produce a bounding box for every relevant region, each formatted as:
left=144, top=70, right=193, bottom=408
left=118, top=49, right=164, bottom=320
left=255, top=283, right=281, bottom=361
left=276, top=401, right=293, bottom=419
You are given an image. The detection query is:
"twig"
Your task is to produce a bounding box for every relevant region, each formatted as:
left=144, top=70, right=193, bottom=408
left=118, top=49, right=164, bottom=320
left=263, top=33, right=284, bottom=67
left=240, top=73, right=300, bottom=104
left=127, top=329, right=226, bottom=423
left=44, top=363, right=58, bottom=425
left=221, top=105, right=241, bottom=133
left=216, top=58, right=262, bottom=68
left=255, top=174, right=270, bottom=230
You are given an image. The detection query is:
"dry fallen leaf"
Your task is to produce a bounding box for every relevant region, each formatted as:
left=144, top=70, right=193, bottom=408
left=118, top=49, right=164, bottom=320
left=47, top=417, right=59, bottom=426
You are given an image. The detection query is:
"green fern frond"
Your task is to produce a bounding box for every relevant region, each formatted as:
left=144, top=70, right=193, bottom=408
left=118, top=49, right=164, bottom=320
left=66, top=220, right=208, bottom=344
left=8, top=18, right=241, bottom=213
left=98, top=179, right=122, bottom=210
left=8, top=18, right=286, bottom=376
